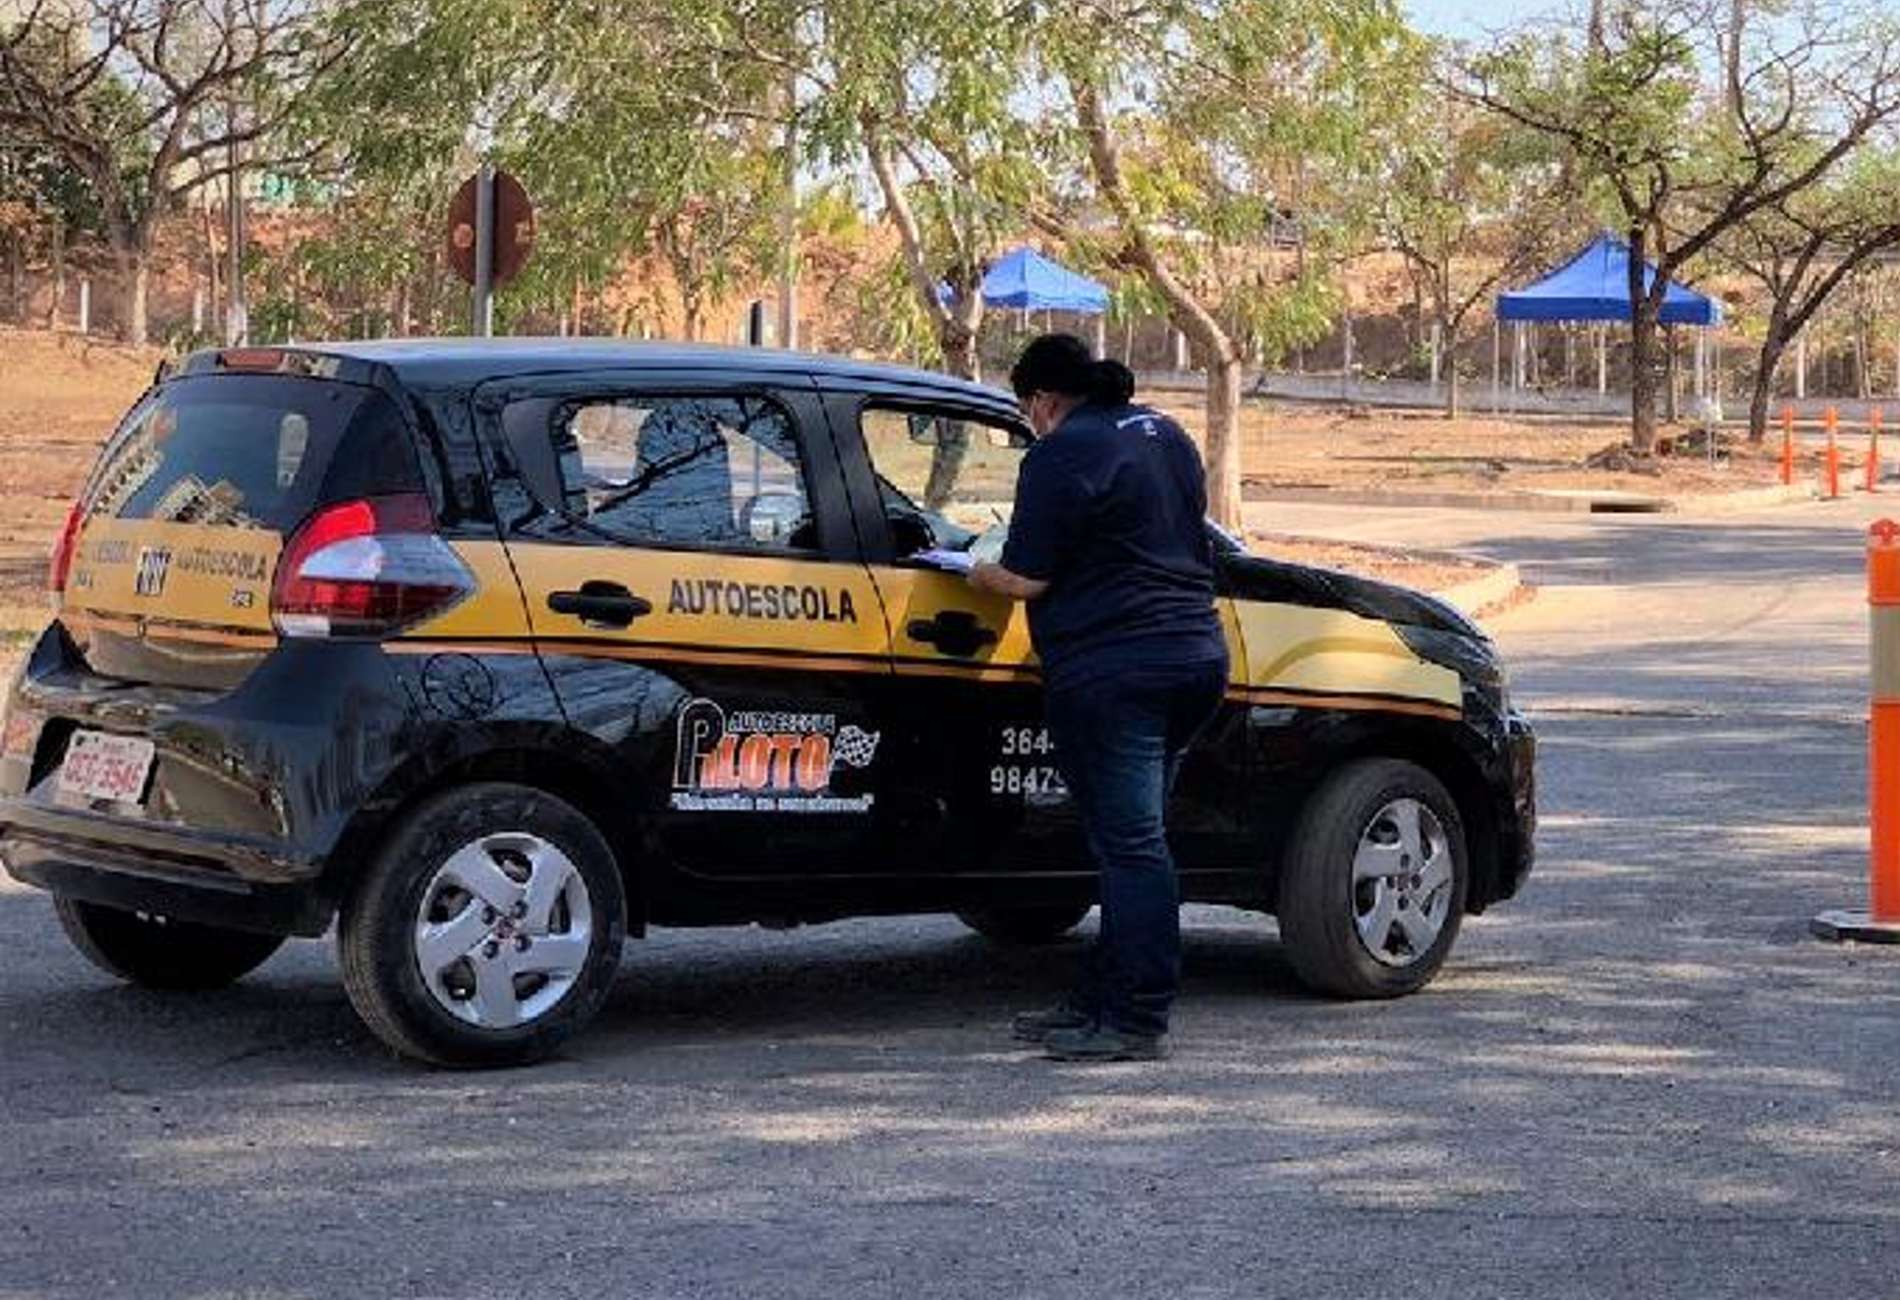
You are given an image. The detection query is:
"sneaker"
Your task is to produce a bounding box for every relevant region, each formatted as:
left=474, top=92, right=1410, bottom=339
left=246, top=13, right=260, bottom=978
left=1043, top=1025, right=1170, bottom=1062
left=1011, top=1003, right=1094, bottom=1043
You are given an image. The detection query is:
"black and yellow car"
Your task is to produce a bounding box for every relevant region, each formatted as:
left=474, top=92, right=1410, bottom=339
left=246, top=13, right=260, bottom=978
left=0, top=341, right=1534, bottom=1066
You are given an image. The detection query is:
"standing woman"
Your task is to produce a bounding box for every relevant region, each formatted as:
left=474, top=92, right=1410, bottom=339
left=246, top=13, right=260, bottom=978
left=970, top=334, right=1229, bottom=1062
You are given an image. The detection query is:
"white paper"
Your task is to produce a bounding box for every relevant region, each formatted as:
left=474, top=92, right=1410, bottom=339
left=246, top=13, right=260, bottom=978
left=913, top=548, right=975, bottom=574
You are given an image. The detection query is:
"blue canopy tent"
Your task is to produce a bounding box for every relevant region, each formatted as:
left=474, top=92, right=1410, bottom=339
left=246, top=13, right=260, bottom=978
left=1490, top=234, right=1723, bottom=414
left=938, top=246, right=1113, bottom=366
left=1498, top=233, right=1720, bottom=326
left=971, top=247, right=1110, bottom=313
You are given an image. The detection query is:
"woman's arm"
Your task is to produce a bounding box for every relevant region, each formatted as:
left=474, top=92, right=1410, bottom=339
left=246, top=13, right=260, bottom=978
left=969, top=561, right=1049, bottom=601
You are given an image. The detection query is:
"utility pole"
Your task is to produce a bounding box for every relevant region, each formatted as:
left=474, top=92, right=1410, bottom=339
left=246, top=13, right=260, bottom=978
left=223, top=0, right=248, bottom=345
left=776, top=68, right=798, bottom=349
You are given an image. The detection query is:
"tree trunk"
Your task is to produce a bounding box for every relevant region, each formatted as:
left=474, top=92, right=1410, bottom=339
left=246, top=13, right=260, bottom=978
left=1204, top=349, right=1243, bottom=529
left=121, top=245, right=150, bottom=348
left=940, top=321, right=979, bottom=382
left=1068, top=77, right=1243, bottom=527
left=1747, top=333, right=1782, bottom=446
left=46, top=216, right=66, bottom=330
left=6, top=230, right=22, bottom=323
left=1627, top=227, right=1660, bottom=453
left=1446, top=356, right=1463, bottom=419
left=1629, top=306, right=1660, bottom=453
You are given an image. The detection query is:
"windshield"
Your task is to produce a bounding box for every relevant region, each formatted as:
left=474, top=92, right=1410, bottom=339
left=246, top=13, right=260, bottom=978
left=83, top=374, right=407, bottom=532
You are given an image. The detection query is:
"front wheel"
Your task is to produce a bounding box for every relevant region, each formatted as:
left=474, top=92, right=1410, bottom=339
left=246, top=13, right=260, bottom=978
left=338, top=783, right=626, bottom=1068
left=956, top=904, right=1091, bottom=946
left=1276, top=759, right=1468, bottom=999
left=53, top=897, right=285, bottom=990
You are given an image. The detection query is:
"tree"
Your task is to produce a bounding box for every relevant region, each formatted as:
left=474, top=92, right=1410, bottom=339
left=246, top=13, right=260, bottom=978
left=1716, top=150, right=1900, bottom=442
left=1024, top=0, right=1415, bottom=529
left=1379, top=64, right=1579, bottom=416
left=0, top=0, right=350, bottom=345
left=1462, top=0, right=1900, bottom=453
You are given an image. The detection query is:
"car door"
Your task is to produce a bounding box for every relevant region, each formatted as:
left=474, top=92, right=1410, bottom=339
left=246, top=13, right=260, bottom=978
left=476, top=370, right=895, bottom=880
left=824, top=380, right=1257, bottom=880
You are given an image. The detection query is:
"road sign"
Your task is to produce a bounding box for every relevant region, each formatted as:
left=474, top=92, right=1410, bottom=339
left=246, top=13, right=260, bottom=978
left=447, top=170, right=535, bottom=288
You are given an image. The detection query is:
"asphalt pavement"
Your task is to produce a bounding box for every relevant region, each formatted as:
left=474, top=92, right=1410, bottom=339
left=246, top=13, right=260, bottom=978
left=2, top=496, right=1897, bottom=1299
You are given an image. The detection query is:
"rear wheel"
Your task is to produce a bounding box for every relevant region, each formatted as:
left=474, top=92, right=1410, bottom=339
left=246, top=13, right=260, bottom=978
left=53, top=897, right=285, bottom=990
left=956, top=904, right=1091, bottom=946
left=338, top=782, right=625, bottom=1068
left=1276, top=759, right=1467, bottom=999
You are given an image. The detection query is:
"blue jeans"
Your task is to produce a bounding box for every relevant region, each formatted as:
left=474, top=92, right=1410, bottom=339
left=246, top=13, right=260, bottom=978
left=1044, top=656, right=1228, bottom=1038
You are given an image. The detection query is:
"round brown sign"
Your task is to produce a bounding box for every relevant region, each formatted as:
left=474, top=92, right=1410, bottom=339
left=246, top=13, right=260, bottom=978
left=446, top=170, right=536, bottom=287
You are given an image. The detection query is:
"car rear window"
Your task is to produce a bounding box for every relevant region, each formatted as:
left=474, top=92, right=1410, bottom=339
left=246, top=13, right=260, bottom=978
left=83, top=374, right=415, bottom=532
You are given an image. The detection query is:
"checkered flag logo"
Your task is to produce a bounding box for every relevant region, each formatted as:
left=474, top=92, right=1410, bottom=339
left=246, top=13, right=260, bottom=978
left=832, top=725, right=881, bottom=769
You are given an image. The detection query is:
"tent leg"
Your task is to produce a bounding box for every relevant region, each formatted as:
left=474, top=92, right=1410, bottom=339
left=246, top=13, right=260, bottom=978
left=1492, top=319, right=1501, bottom=415
left=1342, top=313, right=1353, bottom=402
left=1597, top=325, right=1607, bottom=398
left=1093, top=314, right=1106, bottom=359
left=1666, top=324, right=1680, bottom=424
left=1511, top=322, right=1523, bottom=414
left=1429, top=323, right=1441, bottom=395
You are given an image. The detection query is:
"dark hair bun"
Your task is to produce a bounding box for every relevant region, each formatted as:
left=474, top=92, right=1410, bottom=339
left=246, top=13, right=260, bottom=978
left=1008, top=332, right=1135, bottom=406
left=1089, top=359, right=1135, bottom=405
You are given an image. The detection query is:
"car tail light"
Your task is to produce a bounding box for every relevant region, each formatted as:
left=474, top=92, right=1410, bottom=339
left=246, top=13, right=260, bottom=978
left=47, top=499, right=85, bottom=595
left=271, top=493, right=474, bottom=638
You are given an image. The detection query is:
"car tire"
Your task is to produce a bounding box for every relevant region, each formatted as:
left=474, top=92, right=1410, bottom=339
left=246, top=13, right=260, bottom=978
left=956, top=904, right=1091, bottom=945
left=1276, top=759, right=1467, bottom=999
left=53, top=896, right=286, bottom=990
left=337, top=782, right=626, bottom=1069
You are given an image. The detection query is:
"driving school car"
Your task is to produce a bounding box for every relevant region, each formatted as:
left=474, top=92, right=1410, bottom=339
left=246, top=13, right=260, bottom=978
left=0, top=341, right=1534, bottom=1067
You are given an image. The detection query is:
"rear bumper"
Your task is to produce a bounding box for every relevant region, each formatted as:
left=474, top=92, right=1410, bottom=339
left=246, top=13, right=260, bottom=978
left=0, top=801, right=330, bottom=935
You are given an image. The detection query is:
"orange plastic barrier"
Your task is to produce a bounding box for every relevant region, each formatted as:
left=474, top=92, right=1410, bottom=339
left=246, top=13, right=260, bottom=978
left=1780, top=406, right=1795, bottom=486
left=1814, top=520, right=1900, bottom=942
left=1826, top=407, right=1841, bottom=500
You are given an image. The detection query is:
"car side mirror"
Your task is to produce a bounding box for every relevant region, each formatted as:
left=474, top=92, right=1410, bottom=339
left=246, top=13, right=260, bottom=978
left=886, top=508, right=936, bottom=557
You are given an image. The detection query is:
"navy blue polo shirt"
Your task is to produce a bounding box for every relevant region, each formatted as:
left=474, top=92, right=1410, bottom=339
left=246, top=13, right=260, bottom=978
left=1000, top=401, right=1227, bottom=690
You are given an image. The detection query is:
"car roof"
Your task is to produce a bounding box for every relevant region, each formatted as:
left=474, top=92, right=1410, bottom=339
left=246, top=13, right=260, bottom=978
left=197, top=337, right=1018, bottom=408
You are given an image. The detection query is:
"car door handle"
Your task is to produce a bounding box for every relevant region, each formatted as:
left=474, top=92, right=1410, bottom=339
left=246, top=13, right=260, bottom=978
left=547, top=581, right=652, bottom=629
left=907, top=610, right=999, bottom=658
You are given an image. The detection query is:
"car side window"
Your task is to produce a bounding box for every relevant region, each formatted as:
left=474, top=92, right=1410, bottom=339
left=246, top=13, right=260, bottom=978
left=859, top=405, right=1030, bottom=555
left=515, top=394, right=816, bottom=553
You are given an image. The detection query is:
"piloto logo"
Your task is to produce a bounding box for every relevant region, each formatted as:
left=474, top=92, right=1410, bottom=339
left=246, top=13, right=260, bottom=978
left=672, top=698, right=880, bottom=813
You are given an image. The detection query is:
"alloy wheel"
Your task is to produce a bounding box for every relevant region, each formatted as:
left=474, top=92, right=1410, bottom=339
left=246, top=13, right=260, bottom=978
left=412, top=832, right=596, bottom=1029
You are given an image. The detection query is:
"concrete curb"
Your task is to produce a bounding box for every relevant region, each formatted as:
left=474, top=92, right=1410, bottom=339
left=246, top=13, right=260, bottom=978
left=1669, top=482, right=1818, bottom=513
left=1245, top=481, right=1819, bottom=515
left=1245, top=485, right=1595, bottom=512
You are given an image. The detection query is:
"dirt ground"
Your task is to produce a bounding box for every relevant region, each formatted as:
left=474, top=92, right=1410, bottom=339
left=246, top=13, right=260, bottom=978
left=0, top=329, right=1495, bottom=625
left=1153, top=396, right=1798, bottom=499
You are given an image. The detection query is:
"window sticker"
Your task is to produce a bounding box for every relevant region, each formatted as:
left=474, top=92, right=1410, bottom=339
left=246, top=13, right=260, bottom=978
left=671, top=697, right=880, bottom=813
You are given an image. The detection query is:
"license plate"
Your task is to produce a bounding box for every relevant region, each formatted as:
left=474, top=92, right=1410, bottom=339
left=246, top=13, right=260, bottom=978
left=57, top=731, right=155, bottom=805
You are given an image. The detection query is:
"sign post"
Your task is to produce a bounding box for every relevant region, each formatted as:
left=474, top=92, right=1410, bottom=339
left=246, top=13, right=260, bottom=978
left=472, top=163, right=495, bottom=336
left=448, top=169, right=535, bottom=336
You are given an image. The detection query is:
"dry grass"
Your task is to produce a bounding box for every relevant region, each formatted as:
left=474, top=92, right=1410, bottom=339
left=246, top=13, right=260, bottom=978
left=1152, top=396, right=1792, bottom=498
